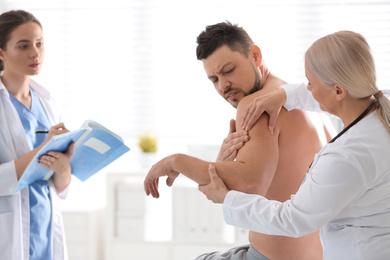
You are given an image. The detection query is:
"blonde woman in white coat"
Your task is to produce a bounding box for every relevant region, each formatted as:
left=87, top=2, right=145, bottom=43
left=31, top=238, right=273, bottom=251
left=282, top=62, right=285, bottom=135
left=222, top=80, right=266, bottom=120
left=199, top=31, right=390, bottom=259
left=0, top=10, right=75, bottom=260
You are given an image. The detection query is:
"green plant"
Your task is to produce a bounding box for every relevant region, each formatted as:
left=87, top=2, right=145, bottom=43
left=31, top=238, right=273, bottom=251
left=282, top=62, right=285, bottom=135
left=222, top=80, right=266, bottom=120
left=138, top=132, right=158, bottom=153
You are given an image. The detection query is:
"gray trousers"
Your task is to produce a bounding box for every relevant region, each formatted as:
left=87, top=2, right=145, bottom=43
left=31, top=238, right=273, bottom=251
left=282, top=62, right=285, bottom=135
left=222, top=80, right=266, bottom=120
left=193, top=244, right=270, bottom=260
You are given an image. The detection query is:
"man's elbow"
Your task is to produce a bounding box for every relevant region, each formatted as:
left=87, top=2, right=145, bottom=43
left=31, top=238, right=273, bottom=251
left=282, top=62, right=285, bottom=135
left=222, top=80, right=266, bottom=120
left=231, top=173, right=271, bottom=196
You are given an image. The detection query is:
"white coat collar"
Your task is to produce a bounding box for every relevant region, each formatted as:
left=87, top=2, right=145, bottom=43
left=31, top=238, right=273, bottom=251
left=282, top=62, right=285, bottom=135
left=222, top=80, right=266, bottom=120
left=0, top=71, right=51, bottom=100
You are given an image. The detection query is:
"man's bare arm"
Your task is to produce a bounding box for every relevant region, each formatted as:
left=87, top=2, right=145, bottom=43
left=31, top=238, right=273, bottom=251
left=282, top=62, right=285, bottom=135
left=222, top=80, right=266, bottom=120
left=218, top=95, right=280, bottom=195
left=144, top=95, right=280, bottom=198
left=216, top=119, right=249, bottom=162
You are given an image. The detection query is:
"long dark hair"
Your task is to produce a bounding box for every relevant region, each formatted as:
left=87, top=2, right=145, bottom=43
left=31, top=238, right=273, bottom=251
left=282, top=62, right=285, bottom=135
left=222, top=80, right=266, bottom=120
left=0, top=10, right=42, bottom=71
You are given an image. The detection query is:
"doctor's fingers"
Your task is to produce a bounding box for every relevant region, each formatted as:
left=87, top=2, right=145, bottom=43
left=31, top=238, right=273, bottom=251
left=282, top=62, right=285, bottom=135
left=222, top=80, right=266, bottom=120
left=39, top=154, right=57, bottom=166
left=51, top=122, right=70, bottom=131
left=46, top=150, right=74, bottom=162
left=241, top=102, right=265, bottom=131
left=47, top=123, right=70, bottom=137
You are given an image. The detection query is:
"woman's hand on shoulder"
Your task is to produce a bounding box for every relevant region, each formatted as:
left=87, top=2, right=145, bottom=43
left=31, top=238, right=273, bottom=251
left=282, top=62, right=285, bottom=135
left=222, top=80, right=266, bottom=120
left=240, top=88, right=287, bottom=135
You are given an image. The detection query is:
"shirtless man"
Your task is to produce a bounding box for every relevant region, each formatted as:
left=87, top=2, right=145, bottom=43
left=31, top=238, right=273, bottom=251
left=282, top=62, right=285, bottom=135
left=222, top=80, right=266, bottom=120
left=144, top=21, right=334, bottom=260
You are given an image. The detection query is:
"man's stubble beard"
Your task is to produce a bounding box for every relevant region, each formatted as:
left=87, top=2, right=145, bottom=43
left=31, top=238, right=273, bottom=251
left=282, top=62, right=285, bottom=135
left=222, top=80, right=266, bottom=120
left=229, top=65, right=262, bottom=108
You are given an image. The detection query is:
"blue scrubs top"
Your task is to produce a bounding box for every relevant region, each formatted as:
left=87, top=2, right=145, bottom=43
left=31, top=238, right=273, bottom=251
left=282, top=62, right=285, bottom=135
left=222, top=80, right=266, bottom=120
left=10, top=88, right=53, bottom=260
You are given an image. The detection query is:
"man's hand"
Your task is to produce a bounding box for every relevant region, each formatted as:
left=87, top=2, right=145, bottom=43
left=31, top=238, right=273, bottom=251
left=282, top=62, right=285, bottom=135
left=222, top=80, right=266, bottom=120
left=241, top=88, right=287, bottom=135
left=198, top=164, right=229, bottom=204
left=216, top=119, right=249, bottom=161
left=144, top=155, right=180, bottom=198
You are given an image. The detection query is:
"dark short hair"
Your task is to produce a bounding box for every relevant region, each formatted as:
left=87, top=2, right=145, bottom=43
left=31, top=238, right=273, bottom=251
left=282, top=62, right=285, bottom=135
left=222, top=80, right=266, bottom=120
left=0, top=10, right=41, bottom=71
left=196, top=21, right=254, bottom=60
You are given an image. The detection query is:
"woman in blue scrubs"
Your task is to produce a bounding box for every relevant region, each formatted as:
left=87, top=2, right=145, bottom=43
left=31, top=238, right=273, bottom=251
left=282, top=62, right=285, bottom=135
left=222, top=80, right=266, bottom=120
left=0, top=10, right=75, bottom=259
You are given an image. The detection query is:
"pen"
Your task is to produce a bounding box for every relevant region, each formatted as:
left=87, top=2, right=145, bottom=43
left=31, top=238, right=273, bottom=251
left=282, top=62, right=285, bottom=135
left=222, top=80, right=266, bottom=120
left=35, top=130, right=49, bottom=134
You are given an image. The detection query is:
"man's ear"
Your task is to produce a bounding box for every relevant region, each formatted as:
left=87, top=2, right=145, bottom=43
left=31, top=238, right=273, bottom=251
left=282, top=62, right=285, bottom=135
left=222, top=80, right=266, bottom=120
left=334, top=83, right=348, bottom=101
left=249, top=45, right=262, bottom=66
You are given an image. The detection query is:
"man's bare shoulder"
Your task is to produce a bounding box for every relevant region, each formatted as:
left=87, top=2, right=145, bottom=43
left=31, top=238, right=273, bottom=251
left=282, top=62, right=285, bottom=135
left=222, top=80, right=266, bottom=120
left=239, top=92, right=259, bottom=106
left=280, top=108, right=322, bottom=126
left=278, top=108, right=315, bottom=129
left=278, top=108, right=332, bottom=147
left=237, top=94, right=305, bottom=132
left=237, top=95, right=270, bottom=129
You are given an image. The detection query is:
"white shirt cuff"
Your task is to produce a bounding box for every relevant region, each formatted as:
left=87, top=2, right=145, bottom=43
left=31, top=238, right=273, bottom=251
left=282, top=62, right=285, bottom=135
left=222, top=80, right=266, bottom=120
left=281, top=83, right=303, bottom=111
left=223, top=190, right=239, bottom=226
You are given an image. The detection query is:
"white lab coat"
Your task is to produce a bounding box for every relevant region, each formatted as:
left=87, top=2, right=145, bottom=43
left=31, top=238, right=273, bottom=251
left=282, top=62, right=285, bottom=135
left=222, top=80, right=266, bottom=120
left=0, top=76, right=68, bottom=260
left=223, top=83, right=390, bottom=259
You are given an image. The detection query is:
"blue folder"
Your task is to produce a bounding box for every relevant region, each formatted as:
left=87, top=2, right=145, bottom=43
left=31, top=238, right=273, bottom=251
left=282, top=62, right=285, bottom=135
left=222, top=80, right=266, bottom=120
left=14, top=120, right=130, bottom=193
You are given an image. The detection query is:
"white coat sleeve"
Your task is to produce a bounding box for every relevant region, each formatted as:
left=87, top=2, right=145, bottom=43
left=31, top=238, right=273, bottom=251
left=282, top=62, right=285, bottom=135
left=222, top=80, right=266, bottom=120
left=0, top=94, right=24, bottom=196
left=281, top=83, right=322, bottom=112
left=0, top=161, right=19, bottom=195
left=223, top=146, right=367, bottom=238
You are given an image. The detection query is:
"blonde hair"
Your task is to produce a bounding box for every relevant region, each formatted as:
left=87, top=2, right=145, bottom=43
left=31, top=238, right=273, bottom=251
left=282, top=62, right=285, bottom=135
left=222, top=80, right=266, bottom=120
left=305, top=30, right=390, bottom=132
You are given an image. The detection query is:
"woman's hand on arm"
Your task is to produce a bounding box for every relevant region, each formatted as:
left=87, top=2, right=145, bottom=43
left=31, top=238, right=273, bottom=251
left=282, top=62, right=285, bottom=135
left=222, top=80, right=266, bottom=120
left=198, top=164, right=229, bottom=203
left=241, top=88, right=287, bottom=134
left=216, top=119, right=249, bottom=162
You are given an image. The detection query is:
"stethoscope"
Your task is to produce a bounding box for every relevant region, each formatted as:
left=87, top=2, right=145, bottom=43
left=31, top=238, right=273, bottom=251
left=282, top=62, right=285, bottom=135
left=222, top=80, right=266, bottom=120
left=328, top=98, right=378, bottom=144
left=302, top=98, right=378, bottom=183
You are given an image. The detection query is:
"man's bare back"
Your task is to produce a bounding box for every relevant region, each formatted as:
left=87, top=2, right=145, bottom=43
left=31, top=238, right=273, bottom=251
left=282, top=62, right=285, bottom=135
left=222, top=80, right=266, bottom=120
left=235, top=81, right=332, bottom=259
